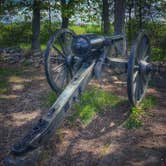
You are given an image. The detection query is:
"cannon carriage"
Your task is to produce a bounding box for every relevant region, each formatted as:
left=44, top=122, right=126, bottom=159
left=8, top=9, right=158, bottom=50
left=45, top=28, right=153, bottom=106
left=3, top=28, right=165, bottom=165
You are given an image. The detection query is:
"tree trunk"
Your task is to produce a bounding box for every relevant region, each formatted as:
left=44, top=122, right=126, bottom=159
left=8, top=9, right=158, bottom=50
left=61, top=16, right=69, bottom=28
left=114, top=0, right=126, bottom=56
left=31, top=0, right=41, bottom=55
left=102, top=0, right=110, bottom=34
left=114, top=0, right=126, bottom=34
left=0, top=1, right=3, bottom=15
left=48, top=2, right=52, bottom=33
left=139, top=0, right=142, bottom=29
left=61, top=0, right=69, bottom=28
left=128, top=1, right=132, bottom=42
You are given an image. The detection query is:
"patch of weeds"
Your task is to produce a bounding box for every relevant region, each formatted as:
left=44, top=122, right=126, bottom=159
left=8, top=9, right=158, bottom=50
left=100, top=144, right=110, bottom=156
left=0, top=68, right=23, bottom=76
left=55, top=129, right=64, bottom=143
left=0, top=68, right=24, bottom=95
left=125, top=106, right=144, bottom=129
left=0, top=80, right=9, bottom=94
left=22, top=60, right=32, bottom=66
left=151, top=47, right=166, bottom=62
left=141, top=95, right=157, bottom=110
left=45, top=91, right=58, bottom=106
left=125, top=95, right=157, bottom=129
left=69, top=88, right=121, bottom=126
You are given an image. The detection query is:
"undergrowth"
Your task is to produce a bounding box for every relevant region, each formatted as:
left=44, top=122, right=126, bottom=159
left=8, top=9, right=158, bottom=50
left=45, top=91, right=58, bottom=106
left=68, top=88, right=121, bottom=126
left=125, top=95, right=157, bottom=129
left=0, top=68, right=24, bottom=95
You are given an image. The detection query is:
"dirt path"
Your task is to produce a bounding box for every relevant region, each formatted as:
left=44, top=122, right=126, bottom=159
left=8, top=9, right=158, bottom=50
left=0, top=63, right=165, bottom=166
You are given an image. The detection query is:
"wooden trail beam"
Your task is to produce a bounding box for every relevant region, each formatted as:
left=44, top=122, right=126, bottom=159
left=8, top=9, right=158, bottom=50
left=3, top=62, right=95, bottom=166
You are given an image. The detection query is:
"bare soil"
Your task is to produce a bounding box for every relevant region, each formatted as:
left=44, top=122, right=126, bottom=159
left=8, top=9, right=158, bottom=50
left=0, top=63, right=166, bottom=166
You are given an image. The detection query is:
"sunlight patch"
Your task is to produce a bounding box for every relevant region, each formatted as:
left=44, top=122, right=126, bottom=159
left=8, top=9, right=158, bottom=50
left=33, top=76, right=45, bottom=81
left=12, top=84, right=24, bottom=91
left=9, top=76, right=31, bottom=83
left=12, top=110, right=40, bottom=127
left=0, top=94, right=19, bottom=99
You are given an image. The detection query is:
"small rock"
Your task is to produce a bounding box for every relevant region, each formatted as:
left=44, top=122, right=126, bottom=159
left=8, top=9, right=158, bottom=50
left=20, top=58, right=26, bottom=63
left=34, top=63, right=40, bottom=68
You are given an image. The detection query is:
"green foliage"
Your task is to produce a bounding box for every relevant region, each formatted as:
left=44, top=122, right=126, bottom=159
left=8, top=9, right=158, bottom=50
left=69, top=88, right=121, bottom=126
left=0, top=22, right=109, bottom=48
left=125, top=95, right=157, bottom=129
left=127, top=19, right=166, bottom=61
left=0, top=80, right=8, bottom=95
left=45, top=91, right=57, bottom=106
left=0, top=20, right=165, bottom=62
left=0, top=68, right=24, bottom=95
left=141, top=95, right=157, bottom=110
left=125, top=106, right=144, bottom=129
left=0, top=22, right=60, bottom=48
left=70, top=25, right=101, bottom=34
left=0, top=22, right=32, bottom=47
left=70, top=24, right=114, bottom=35
left=151, top=47, right=166, bottom=61
left=0, top=68, right=23, bottom=76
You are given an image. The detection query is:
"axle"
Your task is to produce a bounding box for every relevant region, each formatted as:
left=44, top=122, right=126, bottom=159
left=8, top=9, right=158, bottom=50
left=138, top=60, right=166, bottom=75
left=106, top=57, right=166, bottom=76
left=146, top=63, right=166, bottom=74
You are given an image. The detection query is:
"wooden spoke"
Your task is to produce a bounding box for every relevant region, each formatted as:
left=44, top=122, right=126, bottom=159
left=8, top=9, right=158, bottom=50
left=45, top=29, right=76, bottom=94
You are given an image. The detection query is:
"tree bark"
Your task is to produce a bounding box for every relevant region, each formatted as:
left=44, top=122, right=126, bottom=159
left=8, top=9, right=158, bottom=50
left=138, top=0, right=142, bottom=29
left=114, top=0, right=126, bottom=56
left=0, top=1, right=3, bottom=15
left=128, top=0, right=132, bottom=42
left=114, top=0, right=126, bottom=34
left=61, top=0, right=69, bottom=28
left=61, top=16, right=69, bottom=28
left=102, top=0, right=110, bottom=34
left=48, top=2, right=52, bottom=33
left=31, top=0, right=41, bottom=55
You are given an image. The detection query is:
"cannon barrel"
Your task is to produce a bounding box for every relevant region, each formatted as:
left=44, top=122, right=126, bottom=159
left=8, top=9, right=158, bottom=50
left=71, top=34, right=124, bottom=57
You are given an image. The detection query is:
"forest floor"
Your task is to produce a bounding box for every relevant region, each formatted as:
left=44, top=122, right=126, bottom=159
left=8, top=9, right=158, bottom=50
left=0, top=62, right=166, bottom=166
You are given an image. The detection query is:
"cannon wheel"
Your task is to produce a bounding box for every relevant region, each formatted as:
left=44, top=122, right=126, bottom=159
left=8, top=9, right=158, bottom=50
left=45, top=29, right=76, bottom=94
left=127, top=30, right=151, bottom=106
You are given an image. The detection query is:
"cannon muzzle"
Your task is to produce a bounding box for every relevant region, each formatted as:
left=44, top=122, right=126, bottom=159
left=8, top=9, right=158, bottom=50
left=71, top=34, right=105, bottom=57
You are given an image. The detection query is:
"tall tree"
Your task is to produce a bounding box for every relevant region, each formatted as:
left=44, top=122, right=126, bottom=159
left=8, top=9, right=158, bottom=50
left=114, top=0, right=126, bottom=34
left=138, top=0, right=142, bottom=28
left=126, top=0, right=134, bottom=41
left=102, top=0, right=110, bottom=34
left=61, top=0, right=69, bottom=28
left=31, top=0, right=41, bottom=55
left=59, top=0, right=85, bottom=28
left=114, top=0, right=126, bottom=56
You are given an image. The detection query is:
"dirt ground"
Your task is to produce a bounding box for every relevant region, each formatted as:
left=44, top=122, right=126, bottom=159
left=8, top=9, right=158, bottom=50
left=0, top=63, right=166, bottom=166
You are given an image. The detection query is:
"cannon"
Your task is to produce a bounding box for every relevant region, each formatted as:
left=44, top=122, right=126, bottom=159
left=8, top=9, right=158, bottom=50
left=3, top=29, right=165, bottom=165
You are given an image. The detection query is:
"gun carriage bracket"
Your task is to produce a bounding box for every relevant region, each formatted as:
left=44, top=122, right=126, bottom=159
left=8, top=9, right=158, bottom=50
left=3, top=29, right=165, bottom=166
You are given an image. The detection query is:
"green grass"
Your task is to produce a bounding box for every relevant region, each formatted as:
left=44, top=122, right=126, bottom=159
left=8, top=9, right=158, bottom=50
left=0, top=68, right=24, bottom=95
left=20, top=43, right=46, bottom=51
left=151, top=47, right=166, bottom=62
left=141, top=95, right=157, bottom=110
left=0, top=68, right=23, bottom=76
left=69, top=88, right=121, bottom=126
left=125, top=95, right=157, bottom=129
left=70, top=25, right=114, bottom=35
left=45, top=91, right=58, bottom=106
left=0, top=81, right=8, bottom=94
left=70, top=25, right=102, bottom=34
